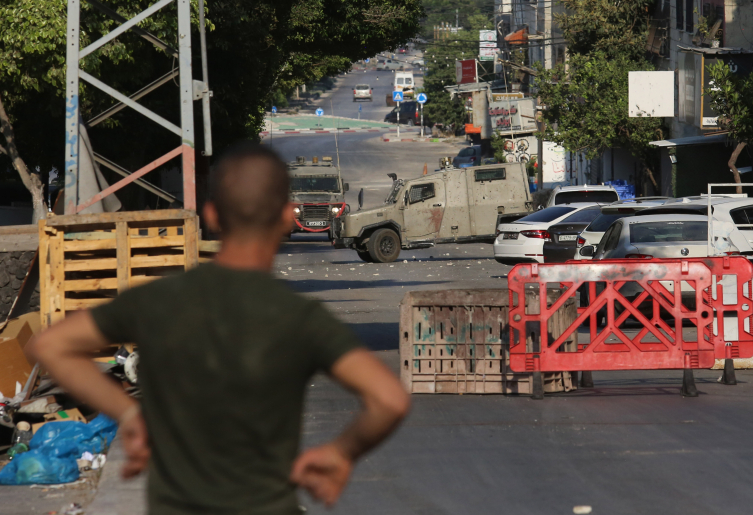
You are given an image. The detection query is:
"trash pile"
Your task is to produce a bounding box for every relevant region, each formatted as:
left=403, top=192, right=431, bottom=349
left=0, top=312, right=139, bottom=485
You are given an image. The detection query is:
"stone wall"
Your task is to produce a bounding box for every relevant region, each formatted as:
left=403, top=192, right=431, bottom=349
left=0, top=251, right=39, bottom=320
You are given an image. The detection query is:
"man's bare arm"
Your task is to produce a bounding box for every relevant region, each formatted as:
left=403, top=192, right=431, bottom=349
left=290, top=348, right=410, bottom=505
left=25, top=310, right=137, bottom=421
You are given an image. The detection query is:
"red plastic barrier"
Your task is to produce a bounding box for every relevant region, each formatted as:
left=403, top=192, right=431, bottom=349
left=507, top=257, right=753, bottom=373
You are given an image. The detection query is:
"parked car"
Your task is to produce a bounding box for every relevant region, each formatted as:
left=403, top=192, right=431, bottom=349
left=546, top=185, right=620, bottom=207
left=578, top=214, right=738, bottom=308
left=573, top=197, right=671, bottom=261
left=353, top=84, right=372, bottom=101
left=634, top=196, right=753, bottom=254
left=542, top=205, right=605, bottom=263
left=376, top=58, right=403, bottom=71
left=383, top=101, right=422, bottom=126
left=452, top=145, right=482, bottom=168
left=494, top=203, right=601, bottom=264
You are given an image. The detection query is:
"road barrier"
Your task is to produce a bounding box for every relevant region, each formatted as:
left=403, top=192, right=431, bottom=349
left=399, top=290, right=577, bottom=395
left=507, top=257, right=753, bottom=396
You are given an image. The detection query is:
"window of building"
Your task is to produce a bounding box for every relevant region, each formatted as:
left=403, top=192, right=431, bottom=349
left=685, top=0, right=694, bottom=32
left=676, top=0, right=684, bottom=30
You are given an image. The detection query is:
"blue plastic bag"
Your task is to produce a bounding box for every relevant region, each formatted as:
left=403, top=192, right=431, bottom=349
left=0, top=448, right=79, bottom=485
left=0, top=414, right=118, bottom=485
left=31, top=414, right=118, bottom=455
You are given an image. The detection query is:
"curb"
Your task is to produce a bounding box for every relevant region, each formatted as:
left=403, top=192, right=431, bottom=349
left=382, top=136, right=448, bottom=143
left=261, top=127, right=421, bottom=136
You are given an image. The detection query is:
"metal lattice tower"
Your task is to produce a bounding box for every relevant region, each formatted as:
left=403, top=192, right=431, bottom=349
left=64, top=0, right=212, bottom=214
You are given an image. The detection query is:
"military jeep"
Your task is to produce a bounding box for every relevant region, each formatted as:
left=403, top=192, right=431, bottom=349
left=332, top=163, right=533, bottom=262
left=289, top=156, right=349, bottom=236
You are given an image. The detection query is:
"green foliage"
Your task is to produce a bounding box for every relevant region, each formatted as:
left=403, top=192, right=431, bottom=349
left=420, top=0, right=493, bottom=39
left=555, top=0, right=654, bottom=61
left=535, top=0, right=664, bottom=184
left=536, top=53, right=663, bottom=162
left=422, top=14, right=491, bottom=132
left=0, top=0, right=423, bottom=178
left=705, top=61, right=753, bottom=144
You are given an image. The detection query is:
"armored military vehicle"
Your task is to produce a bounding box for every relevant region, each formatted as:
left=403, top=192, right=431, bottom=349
left=332, top=163, right=533, bottom=262
left=289, top=156, right=349, bottom=236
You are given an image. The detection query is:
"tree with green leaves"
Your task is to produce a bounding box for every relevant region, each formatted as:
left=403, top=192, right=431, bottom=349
left=0, top=0, right=422, bottom=218
left=705, top=61, right=753, bottom=193
left=422, top=14, right=492, bottom=133
left=535, top=0, right=664, bottom=190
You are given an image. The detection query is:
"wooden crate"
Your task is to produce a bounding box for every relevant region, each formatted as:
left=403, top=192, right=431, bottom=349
left=39, top=210, right=201, bottom=328
left=399, top=289, right=578, bottom=395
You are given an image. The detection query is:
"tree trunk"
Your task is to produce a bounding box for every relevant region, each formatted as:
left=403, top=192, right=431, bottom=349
left=0, top=95, right=48, bottom=221
left=728, top=141, right=747, bottom=195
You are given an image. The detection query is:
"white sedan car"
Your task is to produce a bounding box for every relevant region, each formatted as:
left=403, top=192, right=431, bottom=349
left=494, top=203, right=599, bottom=264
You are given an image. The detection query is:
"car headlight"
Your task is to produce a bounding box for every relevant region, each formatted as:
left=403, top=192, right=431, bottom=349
left=331, top=206, right=340, bottom=214
left=293, top=207, right=301, bottom=215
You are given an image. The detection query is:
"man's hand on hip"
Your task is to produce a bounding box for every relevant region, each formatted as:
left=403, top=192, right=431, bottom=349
left=121, top=409, right=151, bottom=479
left=290, top=443, right=353, bottom=506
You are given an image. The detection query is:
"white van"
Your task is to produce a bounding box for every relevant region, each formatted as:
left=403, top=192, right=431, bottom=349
left=394, top=71, right=415, bottom=98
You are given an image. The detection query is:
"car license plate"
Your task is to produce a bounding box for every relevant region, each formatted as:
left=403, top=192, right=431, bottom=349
left=558, top=234, right=577, bottom=242
left=502, top=232, right=518, bottom=240
left=306, top=221, right=328, bottom=227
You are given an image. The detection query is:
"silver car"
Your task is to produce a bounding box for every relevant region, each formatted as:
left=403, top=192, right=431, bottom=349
left=579, top=214, right=738, bottom=308
left=353, top=84, right=372, bottom=101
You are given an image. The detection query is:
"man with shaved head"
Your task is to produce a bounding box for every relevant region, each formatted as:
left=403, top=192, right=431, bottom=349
left=28, top=143, right=410, bottom=514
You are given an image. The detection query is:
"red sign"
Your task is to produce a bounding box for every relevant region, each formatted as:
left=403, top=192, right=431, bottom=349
left=455, top=59, right=476, bottom=84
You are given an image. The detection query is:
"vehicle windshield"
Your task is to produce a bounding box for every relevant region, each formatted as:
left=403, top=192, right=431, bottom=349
left=405, top=78, right=413, bottom=84
left=586, top=213, right=628, bottom=232
left=517, top=206, right=576, bottom=223
left=290, top=176, right=341, bottom=192
left=560, top=207, right=602, bottom=224
left=458, top=148, right=475, bottom=157
left=355, top=84, right=369, bottom=90
left=554, top=190, right=620, bottom=204
left=397, top=78, right=405, bottom=85
left=385, top=179, right=405, bottom=204
left=629, top=221, right=707, bottom=243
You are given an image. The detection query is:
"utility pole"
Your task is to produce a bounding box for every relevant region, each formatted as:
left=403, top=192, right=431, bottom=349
left=456, top=9, right=459, bottom=28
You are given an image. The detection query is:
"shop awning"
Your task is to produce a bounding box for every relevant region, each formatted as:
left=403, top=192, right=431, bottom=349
left=649, top=134, right=728, bottom=147
left=504, top=28, right=528, bottom=45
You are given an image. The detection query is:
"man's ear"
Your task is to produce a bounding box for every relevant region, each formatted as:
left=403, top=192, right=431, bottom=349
left=202, top=201, right=221, bottom=234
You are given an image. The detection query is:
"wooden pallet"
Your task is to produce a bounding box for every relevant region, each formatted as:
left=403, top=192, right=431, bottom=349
left=399, top=289, right=578, bottom=395
left=39, top=210, right=203, bottom=328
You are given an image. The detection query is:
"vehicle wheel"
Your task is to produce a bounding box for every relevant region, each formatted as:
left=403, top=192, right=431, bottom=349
left=357, top=249, right=373, bottom=262
left=367, top=228, right=401, bottom=263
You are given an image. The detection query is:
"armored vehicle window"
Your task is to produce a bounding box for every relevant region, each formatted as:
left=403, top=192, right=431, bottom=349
left=290, top=177, right=340, bottom=192
left=408, top=183, right=435, bottom=204
left=474, top=168, right=506, bottom=182
left=730, top=207, right=753, bottom=231
left=396, top=78, right=405, bottom=85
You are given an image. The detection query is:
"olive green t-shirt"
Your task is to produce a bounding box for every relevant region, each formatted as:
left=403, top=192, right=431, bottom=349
left=91, top=263, right=361, bottom=515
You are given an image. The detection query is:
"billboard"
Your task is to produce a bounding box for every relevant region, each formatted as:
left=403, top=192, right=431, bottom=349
left=479, top=47, right=496, bottom=61
left=488, top=97, right=537, bottom=134
left=456, top=59, right=477, bottom=84
left=628, top=71, right=674, bottom=117
left=542, top=141, right=567, bottom=187
left=479, top=30, right=497, bottom=43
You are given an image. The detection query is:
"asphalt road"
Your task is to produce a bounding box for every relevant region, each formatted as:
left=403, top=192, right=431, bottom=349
left=267, top=78, right=753, bottom=515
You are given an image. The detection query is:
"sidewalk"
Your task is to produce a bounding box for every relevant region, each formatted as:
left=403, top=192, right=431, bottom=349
left=85, top=435, right=146, bottom=515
